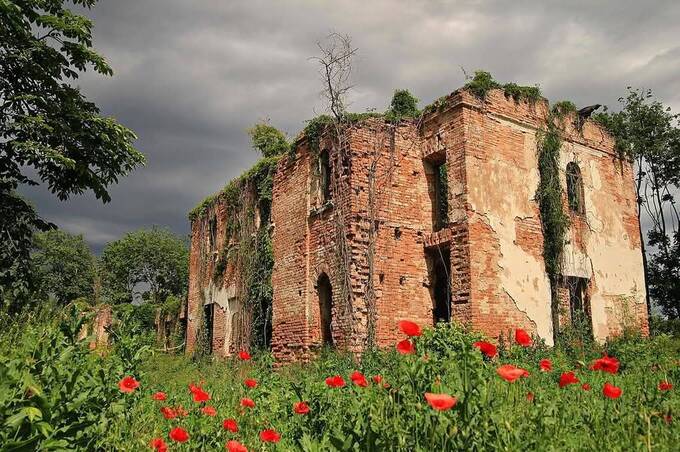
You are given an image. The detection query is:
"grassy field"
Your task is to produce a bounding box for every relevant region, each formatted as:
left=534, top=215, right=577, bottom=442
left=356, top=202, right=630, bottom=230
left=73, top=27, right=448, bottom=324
left=1, top=307, right=679, bottom=451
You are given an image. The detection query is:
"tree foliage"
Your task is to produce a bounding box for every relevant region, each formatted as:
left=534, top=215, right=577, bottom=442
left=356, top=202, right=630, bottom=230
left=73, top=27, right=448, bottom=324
left=0, top=0, right=145, bottom=305
left=31, top=229, right=96, bottom=305
left=595, top=88, right=680, bottom=318
left=247, top=122, right=289, bottom=158
left=386, top=89, right=420, bottom=120
left=100, top=228, right=188, bottom=305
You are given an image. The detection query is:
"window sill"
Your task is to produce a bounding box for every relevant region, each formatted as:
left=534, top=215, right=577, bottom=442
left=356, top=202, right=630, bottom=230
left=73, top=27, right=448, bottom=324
left=310, top=201, right=334, bottom=217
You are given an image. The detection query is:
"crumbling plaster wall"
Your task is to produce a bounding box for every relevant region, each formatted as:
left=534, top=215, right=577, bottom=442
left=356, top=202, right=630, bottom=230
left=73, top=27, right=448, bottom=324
left=461, top=90, right=553, bottom=343
left=558, top=123, right=648, bottom=339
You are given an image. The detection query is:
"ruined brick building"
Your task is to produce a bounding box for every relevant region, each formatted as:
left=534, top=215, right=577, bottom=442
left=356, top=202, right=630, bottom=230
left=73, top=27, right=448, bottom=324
left=186, top=84, right=648, bottom=362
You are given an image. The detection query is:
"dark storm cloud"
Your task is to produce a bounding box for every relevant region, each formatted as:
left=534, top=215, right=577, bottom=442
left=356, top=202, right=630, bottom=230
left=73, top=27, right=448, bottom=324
left=23, top=0, right=680, bottom=252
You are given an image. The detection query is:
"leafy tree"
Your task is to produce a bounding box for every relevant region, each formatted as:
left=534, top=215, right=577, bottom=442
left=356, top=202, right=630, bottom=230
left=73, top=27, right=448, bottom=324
left=386, top=89, right=420, bottom=120
left=596, top=88, right=680, bottom=318
left=247, top=122, right=289, bottom=157
left=0, top=0, right=145, bottom=305
left=31, top=229, right=96, bottom=304
left=100, top=228, right=188, bottom=305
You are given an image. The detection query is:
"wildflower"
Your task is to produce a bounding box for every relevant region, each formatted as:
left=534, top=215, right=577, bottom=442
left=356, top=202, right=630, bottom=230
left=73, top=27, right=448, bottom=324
left=473, top=341, right=498, bottom=358
left=664, top=414, right=672, bottom=425
left=294, top=401, right=310, bottom=414
left=582, top=383, right=591, bottom=391
left=658, top=381, right=673, bottom=391
left=526, top=392, right=534, bottom=402
left=223, top=418, right=239, bottom=432
left=151, top=438, right=168, bottom=452
left=539, top=359, right=552, bottom=372
left=351, top=371, right=368, bottom=387
left=259, top=429, right=281, bottom=443
left=559, top=372, right=579, bottom=388
left=325, top=375, right=346, bottom=388
left=497, top=364, right=530, bottom=383
left=240, top=397, right=255, bottom=408
left=152, top=391, right=167, bottom=401
left=118, top=376, right=140, bottom=393
left=160, top=406, right=177, bottom=420
left=227, top=440, right=248, bottom=452
left=372, top=375, right=383, bottom=384
left=169, top=427, right=189, bottom=443
left=239, top=351, right=251, bottom=360
left=398, top=320, right=422, bottom=337
left=189, top=383, right=211, bottom=403
left=396, top=339, right=415, bottom=355
left=602, top=382, right=622, bottom=399
left=175, top=405, right=188, bottom=417
left=515, top=329, right=532, bottom=347
left=424, top=393, right=457, bottom=411
left=591, top=356, right=620, bottom=374
left=201, top=406, right=217, bottom=416
left=244, top=378, right=258, bottom=389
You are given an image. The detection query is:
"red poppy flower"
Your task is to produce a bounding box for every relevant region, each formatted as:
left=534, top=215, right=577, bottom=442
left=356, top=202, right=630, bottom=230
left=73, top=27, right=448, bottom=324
left=325, top=375, right=346, bottom=388
left=539, top=359, right=552, bottom=372
left=396, top=339, right=415, bottom=355
left=189, top=383, right=211, bottom=403
left=244, top=378, right=258, bottom=389
left=664, top=414, right=672, bottom=425
left=175, top=405, right=188, bottom=417
left=515, top=329, right=532, bottom=347
left=201, top=405, right=217, bottom=416
left=294, top=401, right=310, bottom=414
left=591, top=355, right=620, bottom=374
left=602, top=382, right=622, bottom=399
left=152, top=391, right=167, bottom=401
left=223, top=418, right=239, bottom=432
left=169, top=427, right=189, bottom=443
left=239, top=351, right=251, bottom=360
left=372, top=375, right=383, bottom=384
left=240, top=397, right=255, bottom=408
left=118, top=376, right=140, bottom=393
left=582, top=383, right=591, bottom=391
left=259, top=429, right=281, bottom=443
left=497, top=364, right=530, bottom=382
left=526, top=392, right=534, bottom=402
left=398, top=320, right=423, bottom=337
left=160, top=406, right=177, bottom=420
left=227, top=440, right=248, bottom=452
left=473, top=341, right=498, bottom=358
left=559, top=371, right=579, bottom=388
left=150, top=438, right=168, bottom=452
left=350, top=371, right=368, bottom=387
left=424, top=392, right=457, bottom=411
left=658, top=381, right=673, bottom=391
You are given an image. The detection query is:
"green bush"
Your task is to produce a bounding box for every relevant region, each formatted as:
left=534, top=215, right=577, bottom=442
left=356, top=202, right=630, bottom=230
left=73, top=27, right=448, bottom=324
left=0, top=303, right=149, bottom=450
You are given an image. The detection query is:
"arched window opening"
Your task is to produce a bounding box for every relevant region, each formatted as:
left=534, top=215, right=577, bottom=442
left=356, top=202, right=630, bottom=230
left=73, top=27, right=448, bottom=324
left=566, top=162, right=585, bottom=214
left=319, top=150, right=332, bottom=202
left=317, top=273, right=334, bottom=346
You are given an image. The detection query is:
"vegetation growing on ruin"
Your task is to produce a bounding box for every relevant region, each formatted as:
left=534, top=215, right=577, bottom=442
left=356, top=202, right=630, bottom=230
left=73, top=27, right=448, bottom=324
left=535, top=104, right=578, bottom=337
left=189, top=124, right=286, bottom=352
left=464, top=70, right=542, bottom=102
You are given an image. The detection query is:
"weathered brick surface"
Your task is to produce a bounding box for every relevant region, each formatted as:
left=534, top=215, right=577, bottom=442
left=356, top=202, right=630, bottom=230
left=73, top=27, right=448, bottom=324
left=189, top=85, right=648, bottom=362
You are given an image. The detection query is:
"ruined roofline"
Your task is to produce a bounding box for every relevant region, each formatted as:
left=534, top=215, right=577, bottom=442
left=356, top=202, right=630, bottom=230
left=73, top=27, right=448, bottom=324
left=188, top=155, right=282, bottom=223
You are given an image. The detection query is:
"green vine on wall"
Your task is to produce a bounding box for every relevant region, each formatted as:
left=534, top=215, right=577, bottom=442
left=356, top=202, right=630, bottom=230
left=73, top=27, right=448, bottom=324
left=536, top=102, right=579, bottom=337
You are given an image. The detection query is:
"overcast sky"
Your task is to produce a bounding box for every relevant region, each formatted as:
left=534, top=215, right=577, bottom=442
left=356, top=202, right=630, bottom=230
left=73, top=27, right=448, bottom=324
left=21, top=0, right=680, bottom=252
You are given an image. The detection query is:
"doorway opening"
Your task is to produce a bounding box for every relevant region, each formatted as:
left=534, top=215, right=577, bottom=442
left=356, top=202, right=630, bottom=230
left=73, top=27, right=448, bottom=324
left=317, top=273, right=334, bottom=346
left=203, top=303, right=214, bottom=354
left=427, top=247, right=452, bottom=323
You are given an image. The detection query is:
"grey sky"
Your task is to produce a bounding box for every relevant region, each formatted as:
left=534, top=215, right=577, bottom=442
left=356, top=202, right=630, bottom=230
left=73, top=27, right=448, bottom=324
left=21, top=0, right=680, bottom=252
